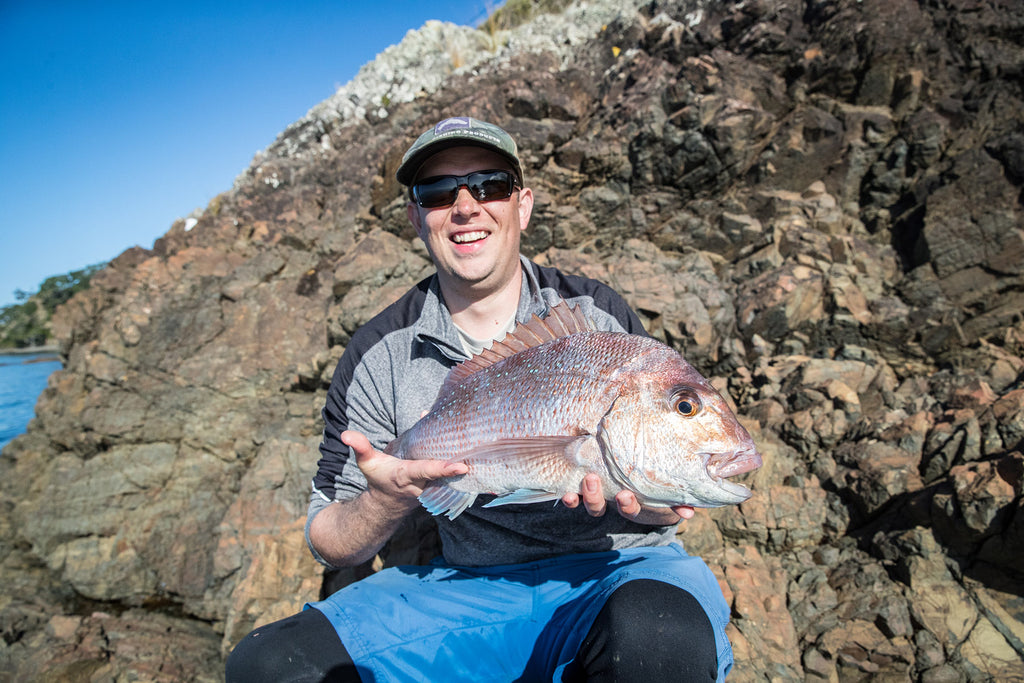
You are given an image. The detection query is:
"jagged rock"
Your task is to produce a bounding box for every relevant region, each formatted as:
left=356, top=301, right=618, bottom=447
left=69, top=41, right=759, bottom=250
left=0, top=608, right=222, bottom=682
left=716, top=545, right=803, bottom=681
left=2, top=0, right=1023, bottom=678
left=537, top=240, right=736, bottom=367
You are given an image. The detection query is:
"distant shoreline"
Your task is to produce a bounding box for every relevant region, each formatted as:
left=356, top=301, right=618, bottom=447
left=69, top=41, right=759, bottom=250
left=0, top=345, right=60, bottom=357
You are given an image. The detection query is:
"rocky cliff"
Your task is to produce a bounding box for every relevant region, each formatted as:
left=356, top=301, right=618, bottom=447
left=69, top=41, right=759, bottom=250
left=2, top=0, right=1023, bottom=680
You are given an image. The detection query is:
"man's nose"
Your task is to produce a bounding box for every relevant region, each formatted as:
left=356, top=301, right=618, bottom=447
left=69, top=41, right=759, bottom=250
left=451, top=186, right=481, bottom=214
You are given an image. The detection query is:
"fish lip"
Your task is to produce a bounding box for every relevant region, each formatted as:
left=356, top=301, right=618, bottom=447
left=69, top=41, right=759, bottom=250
left=701, top=447, right=762, bottom=503
left=710, top=477, right=753, bottom=503
left=704, top=447, right=762, bottom=480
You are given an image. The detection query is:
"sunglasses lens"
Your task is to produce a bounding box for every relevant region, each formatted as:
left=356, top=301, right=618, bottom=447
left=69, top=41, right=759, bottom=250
left=468, top=172, right=514, bottom=201
left=414, top=177, right=459, bottom=208
left=414, top=171, right=516, bottom=208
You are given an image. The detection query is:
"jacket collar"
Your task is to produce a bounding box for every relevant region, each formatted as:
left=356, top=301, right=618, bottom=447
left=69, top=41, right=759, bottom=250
left=414, top=255, right=547, bottom=362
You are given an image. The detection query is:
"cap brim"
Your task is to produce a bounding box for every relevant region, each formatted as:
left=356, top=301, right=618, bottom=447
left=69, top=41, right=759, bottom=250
left=396, top=139, right=523, bottom=186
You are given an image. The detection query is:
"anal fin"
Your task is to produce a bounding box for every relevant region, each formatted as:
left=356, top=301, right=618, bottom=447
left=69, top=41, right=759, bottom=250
left=482, top=489, right=563, bottom=508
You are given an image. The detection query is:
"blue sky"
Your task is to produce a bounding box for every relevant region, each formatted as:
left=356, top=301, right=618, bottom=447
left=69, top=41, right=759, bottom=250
left=0, top=1, right=492, bottom=308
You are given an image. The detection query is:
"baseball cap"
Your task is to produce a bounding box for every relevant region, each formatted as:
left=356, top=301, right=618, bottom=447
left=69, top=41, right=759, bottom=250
left=396, top=117, right=524, bottom=186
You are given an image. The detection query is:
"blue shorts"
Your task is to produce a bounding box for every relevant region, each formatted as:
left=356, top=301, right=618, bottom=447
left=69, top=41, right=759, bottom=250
left=308, top=542, right=733, bottom=682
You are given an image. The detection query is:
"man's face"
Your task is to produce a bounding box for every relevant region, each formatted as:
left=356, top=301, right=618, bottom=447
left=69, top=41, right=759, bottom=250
left=407, top=146, right=533, bottom=295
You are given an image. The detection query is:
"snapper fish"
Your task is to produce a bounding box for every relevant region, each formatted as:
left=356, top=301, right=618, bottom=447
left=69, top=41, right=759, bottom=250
left=386, top=301, right=762, bottom=520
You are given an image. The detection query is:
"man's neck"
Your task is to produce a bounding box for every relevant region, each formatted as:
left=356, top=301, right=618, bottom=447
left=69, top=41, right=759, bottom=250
left=441, top=268, right=523, bottom=341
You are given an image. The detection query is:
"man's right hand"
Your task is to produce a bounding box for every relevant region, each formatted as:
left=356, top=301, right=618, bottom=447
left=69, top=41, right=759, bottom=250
left=308, top=431, right=469, bottom=568
left=341, top=430, right=468, bottom=510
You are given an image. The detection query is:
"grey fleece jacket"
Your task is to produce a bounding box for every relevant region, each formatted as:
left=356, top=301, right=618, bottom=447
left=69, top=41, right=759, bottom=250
left=307, top=255, right=678, bottom=568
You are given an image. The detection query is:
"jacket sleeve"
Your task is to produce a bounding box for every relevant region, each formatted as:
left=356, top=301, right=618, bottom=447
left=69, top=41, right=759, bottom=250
left=306, top=332, right=400, bottom=565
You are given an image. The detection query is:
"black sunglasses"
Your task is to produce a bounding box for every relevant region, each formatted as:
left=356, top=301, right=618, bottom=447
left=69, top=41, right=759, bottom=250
left=411, top=170, right=520, bottom=208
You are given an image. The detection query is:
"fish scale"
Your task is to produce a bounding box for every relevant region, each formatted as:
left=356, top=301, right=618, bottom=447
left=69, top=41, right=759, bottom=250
left=422, top=333, right=634, bottom=440
left=386, top=301, right=763, bottom=520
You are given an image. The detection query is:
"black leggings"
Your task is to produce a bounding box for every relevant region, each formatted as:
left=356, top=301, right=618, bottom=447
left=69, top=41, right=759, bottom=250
left=225, top=579, right=718, bottom=682
left=561, top=579, right=718, bottom=682
left=225, top=607, right=360, bottom=682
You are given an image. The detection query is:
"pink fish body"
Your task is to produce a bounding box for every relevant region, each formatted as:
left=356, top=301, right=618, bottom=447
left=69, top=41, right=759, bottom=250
left=386, top=302, right=762, bottom=520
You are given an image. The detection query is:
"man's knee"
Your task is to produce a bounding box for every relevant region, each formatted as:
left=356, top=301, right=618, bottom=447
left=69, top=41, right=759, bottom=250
left=225, top=609, right=359, bottom=683
left=225, top=625, right=268, bottom=682
left=225, top=621, right=290, bottom=682
left=574, top=579, right=718, bottom=682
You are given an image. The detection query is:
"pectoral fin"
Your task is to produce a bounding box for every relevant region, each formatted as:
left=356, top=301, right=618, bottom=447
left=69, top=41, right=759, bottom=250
left=418, top=435, right=595, bottom=520
left=452, top=435, right=591, bottom=464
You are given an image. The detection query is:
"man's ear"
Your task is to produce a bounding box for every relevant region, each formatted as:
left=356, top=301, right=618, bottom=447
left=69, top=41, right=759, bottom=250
left=407, top=201, right=426, bottom=239
left=517, top=187, right=534, bottom=232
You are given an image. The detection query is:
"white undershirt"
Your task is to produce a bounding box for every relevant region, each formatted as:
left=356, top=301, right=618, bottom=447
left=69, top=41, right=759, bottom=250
left=453, top=310, right=518, bottom=358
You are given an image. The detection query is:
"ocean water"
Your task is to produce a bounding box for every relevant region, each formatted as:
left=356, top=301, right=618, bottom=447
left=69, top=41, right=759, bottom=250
left=0, top=353, right=62, bottom=450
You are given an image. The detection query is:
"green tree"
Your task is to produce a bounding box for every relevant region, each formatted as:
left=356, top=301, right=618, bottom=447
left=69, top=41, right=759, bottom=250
left=35, top=263, right=105, bottom=316
left=0, top=301, right=47, bottom=348
left=0, top=262, right=106, bottom=349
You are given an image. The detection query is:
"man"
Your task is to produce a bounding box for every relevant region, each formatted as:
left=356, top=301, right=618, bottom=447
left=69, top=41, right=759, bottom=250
left=227, top=117, right=732, bottom=682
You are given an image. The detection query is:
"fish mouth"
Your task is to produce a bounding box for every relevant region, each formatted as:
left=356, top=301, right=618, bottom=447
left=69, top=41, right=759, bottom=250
left=704, top=447, right=763, bottom=500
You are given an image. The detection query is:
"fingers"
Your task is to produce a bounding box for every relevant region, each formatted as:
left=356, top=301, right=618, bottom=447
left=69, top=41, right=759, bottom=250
left=672, top=505, right=696, bottom=520
left=565, top=473, right=695, bottom=524
left=614, top=490, right=642, bottom=519
left=401, top=457, right=469, bottom=483
left=564, top=477, right=647, bottom=519
left=560, top=475, right=605, bottom=515
left=342, top=429, right=467, bottom=489
left=580, top=474, right=607, bottom=517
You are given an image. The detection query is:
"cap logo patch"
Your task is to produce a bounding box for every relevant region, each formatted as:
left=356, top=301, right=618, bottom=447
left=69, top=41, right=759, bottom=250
left=435, top=117, right=471, bottom=133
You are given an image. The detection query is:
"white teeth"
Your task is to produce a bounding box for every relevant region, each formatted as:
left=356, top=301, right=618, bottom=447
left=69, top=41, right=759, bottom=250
left=452, top=231, right=488, bottom=244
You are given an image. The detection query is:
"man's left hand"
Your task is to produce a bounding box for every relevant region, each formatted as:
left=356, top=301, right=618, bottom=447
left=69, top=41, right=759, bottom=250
left=560, top=473, right=694, bottom=525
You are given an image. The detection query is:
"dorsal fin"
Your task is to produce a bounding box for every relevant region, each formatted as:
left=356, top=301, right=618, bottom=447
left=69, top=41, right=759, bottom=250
left=443, top=300, right=595, bottom=386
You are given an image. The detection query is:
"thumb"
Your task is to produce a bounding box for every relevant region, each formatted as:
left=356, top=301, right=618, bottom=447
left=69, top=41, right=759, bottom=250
left=672, top=505, right=696, bottom=520
left=341, top=430, right=378, bottom=465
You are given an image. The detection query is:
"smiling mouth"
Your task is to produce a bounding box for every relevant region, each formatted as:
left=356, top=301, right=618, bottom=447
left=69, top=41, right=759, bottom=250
left=451, top=230, right=489, bottom=244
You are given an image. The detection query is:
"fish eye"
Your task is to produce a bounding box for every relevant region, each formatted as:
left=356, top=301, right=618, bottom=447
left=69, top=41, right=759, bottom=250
left=672, top=389, right=702, bottom=418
